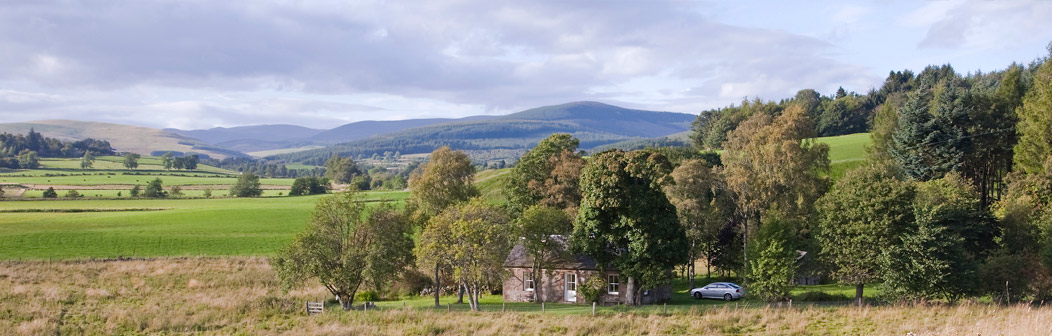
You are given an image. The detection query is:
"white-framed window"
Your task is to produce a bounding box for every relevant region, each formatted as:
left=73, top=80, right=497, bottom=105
left=607, top=274, right=620, bottom=294
left=524, top=271, right=535, bottom=291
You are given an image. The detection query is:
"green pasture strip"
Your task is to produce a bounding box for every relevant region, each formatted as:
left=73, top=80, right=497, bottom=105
left=0, top=169, right=231, bottom=178
left=475, top=168, right=511, bottom=205
left=40, top=156, right=236, bottom=174
left=0, top=192, right=405, bottom=259
left=284, top=163, right=321, bottom=170
left=15, top=189, right=293, bottom=198
left=0, top=208, right=168, bottom=213
left=0, top=173, right=294, bottom=186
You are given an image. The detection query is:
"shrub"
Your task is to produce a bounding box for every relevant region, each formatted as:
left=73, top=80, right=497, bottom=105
left=356, top=290, right=380, bottom=302
left=578, top=275, right=606, bottom=303
left=64, top=190, right=82, bottom=198
left=793, top=291, right=850, bottom=302
left=42, top=187, right=58, bottom=198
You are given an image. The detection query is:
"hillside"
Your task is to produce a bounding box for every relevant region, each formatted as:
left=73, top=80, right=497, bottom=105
left=0, top=120, right=246, bottom=159
left=275, top=101, right=696, bottom=163
left=171, top=116, right=497, bottom=153
left=166, top=124, right=324, bottom=152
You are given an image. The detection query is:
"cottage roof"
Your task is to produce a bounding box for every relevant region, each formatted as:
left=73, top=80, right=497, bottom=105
left=503, top=235, right=606, bottom=270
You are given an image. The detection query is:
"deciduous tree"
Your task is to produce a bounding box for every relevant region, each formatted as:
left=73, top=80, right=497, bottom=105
left=407, top=146, right=478, bottom=307
left=80, top=151, right=95, bottom=169
left=506, top=133, right=583, bottom=215
left=665, top=159, right=734, bottom=288
left=722, top=104, right=829, bottom=273
left=229, top=172, right=263, bottom=197
left=816, top=162, right=915, bottom=303
left=415, top=199, right=511, bottom=311
left=517, top=205, right=573, bottom=302
left=144, top=178, right=167, bottom=198
left=273, top=193, right=414, bottom=310
left=122, top=153, right=140, bottom=169
left=570, top=149, right=688, bottom=305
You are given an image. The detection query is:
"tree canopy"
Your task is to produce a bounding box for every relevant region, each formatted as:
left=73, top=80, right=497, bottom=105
left=570, top=149, right=687, bottom=305
left=273, top=192, right=413, bottom=310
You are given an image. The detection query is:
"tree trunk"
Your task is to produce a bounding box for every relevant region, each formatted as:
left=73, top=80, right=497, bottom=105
left=433, top=264, right=440, bottom=308
left=466, top=285, right=478, bottom=311
left=855, top=283, right=864, bottom=306
left=706, top=253, right=712, bottom=280
left=625, top=277, right=638, bottom=305
left=338, top=293, right=354, bottom=311
left=688, top=260, right=695, bottom=290
left=457, top=283, right=465, bottom=304
left=533, top=267, right=542, bottom=303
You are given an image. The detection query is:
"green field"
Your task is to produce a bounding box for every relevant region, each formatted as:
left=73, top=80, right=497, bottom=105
left=17, top=189, right=292, bottom=198
left=815, top=132, right=870, bottom=179
left=0, top=192, right=407, bottom=260
left=0, top=173, right=294, bottom=186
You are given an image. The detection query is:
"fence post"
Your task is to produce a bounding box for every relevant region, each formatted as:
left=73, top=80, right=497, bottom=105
left=788, top=299, right=792, bottom=308
left=542, top=302, right=545, bottom=313
left=592, top=302, right=596, bottom=316
left=663, top=303, right=667, bottom=314
left=447, top=303, right=450, bottom=312
left=502, top=303, right=505, bottom=313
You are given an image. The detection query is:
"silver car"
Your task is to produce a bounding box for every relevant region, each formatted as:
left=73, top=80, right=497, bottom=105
left=690, top=282, right=745, bottom=301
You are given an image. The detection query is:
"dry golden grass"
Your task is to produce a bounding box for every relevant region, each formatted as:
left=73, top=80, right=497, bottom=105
left=1, top=257, right=1050, bottom=335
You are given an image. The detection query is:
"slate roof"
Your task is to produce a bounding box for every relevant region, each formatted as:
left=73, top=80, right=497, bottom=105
left=503, top=235, right=608, bottom=271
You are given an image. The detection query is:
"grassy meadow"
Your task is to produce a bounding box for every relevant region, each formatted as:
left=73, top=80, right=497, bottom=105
left=814, top=132, right=869, bottom=180
left=0, top=192, right=407, bottom=260
left=3, top=257, right=1049, bottom=335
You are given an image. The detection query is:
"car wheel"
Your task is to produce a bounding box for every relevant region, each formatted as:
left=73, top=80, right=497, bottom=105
left=693, top=292, right=702, bottom=299
left=723, top=293, right=732, bottom=301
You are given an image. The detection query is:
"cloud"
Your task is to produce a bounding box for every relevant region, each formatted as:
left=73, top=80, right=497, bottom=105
left=0, top=0, right=970, bottom=129
left=917, top=0, right=1052, bottom=50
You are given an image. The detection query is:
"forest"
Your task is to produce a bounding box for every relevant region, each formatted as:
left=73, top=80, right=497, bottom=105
left=0, top=129, right=114, bottom=169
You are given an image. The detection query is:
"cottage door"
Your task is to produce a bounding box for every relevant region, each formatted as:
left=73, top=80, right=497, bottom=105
left=564, top=273, right=577, bottom=302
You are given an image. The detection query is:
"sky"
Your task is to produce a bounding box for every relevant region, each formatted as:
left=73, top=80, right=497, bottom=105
left=0, top=0, right=1050, bottom=130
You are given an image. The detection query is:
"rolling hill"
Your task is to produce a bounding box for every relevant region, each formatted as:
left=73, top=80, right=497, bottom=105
left=0, top=120, right=247, bottom=159
left=274, top=101, right=697, bottom=163
left=169, top=116, right=498, bottom=154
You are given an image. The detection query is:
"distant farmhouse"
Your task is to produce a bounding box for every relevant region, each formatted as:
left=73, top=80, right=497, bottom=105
left=502, top=238, right=671, bottom=305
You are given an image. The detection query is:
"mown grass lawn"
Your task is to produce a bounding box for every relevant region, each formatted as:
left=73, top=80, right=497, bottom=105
left=0, top=191, right=407, bottom=260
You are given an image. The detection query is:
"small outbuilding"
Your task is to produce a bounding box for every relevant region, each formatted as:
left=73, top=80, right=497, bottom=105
left=502, top=240, right=671, bottom=305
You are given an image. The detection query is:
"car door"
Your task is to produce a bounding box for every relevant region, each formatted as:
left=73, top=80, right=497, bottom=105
left=710, top=284, right=725, bottom=298
left=702, top=284, right=717, bottom=298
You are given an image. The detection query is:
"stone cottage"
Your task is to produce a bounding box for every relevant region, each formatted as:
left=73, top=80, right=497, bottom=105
left=502, top=239, right=671, bottom=305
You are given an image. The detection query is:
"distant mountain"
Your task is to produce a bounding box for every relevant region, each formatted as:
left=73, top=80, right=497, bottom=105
left=0, top=120, right=247, bottom=159
left=167, top=124, right=324, bottom=153
left=310, top=116, right=498, bottom=144
left=167, top=124, right=324, bottom=145
left=275, top=101, right=697, bottom=163
left=171, top=116, right=496, bottom=153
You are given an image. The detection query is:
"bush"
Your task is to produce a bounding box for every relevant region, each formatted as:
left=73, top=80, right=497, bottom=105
left=42, top=187, right=58, bottom=198
left=356, top=290, right=380, bottom=302
left=793, top=291, right=850, bottom=302
left=229, top=172, right=262, bottom=197
left=578, top=275, right=606, bottom=303
left=63, top=190, right=81, bottom=198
